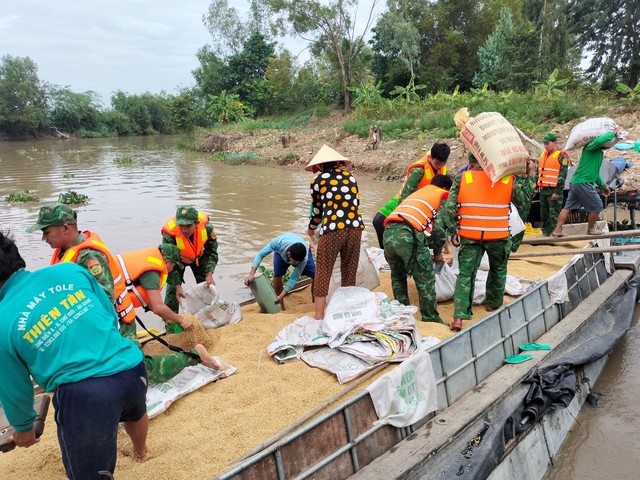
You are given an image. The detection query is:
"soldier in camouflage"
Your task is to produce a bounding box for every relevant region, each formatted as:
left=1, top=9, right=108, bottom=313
left=162, top=206, right=219, bottom=322
left=534, top=133, right=570, bottom=237
left=383, top=174, right=453, bottom=323
left=510, top=160, right=536, bottom=252
left=442, top=155, right=534, bottom=331
left=26, top=205, right=218, bottom=383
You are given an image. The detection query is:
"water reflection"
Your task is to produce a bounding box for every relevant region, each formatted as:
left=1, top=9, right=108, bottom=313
left=0, top=136, right=399, bottom=302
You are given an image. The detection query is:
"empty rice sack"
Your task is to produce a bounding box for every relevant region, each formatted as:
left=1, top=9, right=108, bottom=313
left=459, top=111, right=528, bottom=182
left=564, top=117, right=618, bottom=151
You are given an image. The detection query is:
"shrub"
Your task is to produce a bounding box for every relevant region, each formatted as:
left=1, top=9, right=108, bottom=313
left=6, top=190, right=39, bottom=203
left=58, top=190, right=90, bottom=205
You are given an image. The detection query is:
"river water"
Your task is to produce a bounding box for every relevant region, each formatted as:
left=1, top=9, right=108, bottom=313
left=0, top=135, right=399, bottom=302
left=2, top=136, right=639, bottom=478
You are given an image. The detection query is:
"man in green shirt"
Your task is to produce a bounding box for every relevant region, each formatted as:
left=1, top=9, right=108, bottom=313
left=552, top=127, right=621, bottom=237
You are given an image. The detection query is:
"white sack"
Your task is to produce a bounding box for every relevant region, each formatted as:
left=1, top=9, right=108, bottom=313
left=460, top=112, right=529, bottom=182
left=180, top=283, right=242, bottom=328
left=367, top=348, right=438, bottom=427
left=564, top=117, right=617, bottom=151
left=435, top=262, right=457, bottom=301
left=366, top=247, right=390, bottom=271
left=146, top=360, right=236, bottom=418
left=509, top=203, right=526, bottom=236
left=327, top=245, right=380, bottom=299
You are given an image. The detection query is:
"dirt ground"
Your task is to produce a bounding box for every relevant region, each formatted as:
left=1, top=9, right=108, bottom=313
left=204, top=108, right=640, bottom=190
left=0, top=238, right=594, bottom=480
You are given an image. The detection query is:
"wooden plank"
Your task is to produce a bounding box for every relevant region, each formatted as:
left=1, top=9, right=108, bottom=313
left=520, top=229, right=640, bottom=245
left=511, top=244, right=640, bottom=259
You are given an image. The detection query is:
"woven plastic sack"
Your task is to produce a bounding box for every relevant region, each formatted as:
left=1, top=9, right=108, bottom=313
left=460, top=112, right=529, bottom=182
left=564, top=117, right=617, bottom=151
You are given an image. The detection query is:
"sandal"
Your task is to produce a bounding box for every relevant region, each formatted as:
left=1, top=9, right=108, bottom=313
left=450, top=318, right=463, bottom=332
left=504, top=354, right=533, bottom=364
left=519, top=342, right=552, bottom=351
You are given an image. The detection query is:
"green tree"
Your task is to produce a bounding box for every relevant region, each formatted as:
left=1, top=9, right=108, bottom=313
left=222, top=31, right=276, bottom=99
left=264, top=0, right=379, bottom=113
left=0, top=55, right=48, bottom=137
left=568, top=0, right=640, bottom=87
left=47, top=87, right=102, bottom=133
left=474, top=10, right=539, bottom=91
left=202, top=0, right=273, bottom=57
left=522, top=0, right=577, bottom=78
left=192, top=46, right=226, bottom=103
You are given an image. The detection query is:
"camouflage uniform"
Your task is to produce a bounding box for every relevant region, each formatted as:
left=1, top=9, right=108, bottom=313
left=163, top=222, right=219, bottom=314
left=510, top=174, right=535, bottom=252
left=533, top=151, right=569, bottom=236
left=443, top=165, right=532, bottom=320
left=25, top=204, right=202, bottom=384
left=383, top=217, right=446, bottom=323
left=59, top=233, right=116, bottom=299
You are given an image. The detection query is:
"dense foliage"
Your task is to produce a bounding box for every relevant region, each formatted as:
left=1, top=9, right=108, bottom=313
left=0, top=0, right=638, bottom=139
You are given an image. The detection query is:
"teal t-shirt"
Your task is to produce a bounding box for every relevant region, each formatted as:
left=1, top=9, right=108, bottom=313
left=0, top=263, right=143, bottom=432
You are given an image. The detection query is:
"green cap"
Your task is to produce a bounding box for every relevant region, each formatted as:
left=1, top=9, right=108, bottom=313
left=159, top=243, right=184, bottom=269
left=175, top=206, right=199, bottom=225
left=468, top=152, right=479, bottom=164
left=542, top=133, right=557, bottom=143
left=26, top=204, right=76, bottom=233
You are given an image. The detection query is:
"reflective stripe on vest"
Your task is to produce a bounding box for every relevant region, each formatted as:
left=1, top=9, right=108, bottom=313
left=384, top=184, right=448, bottom=234
left=398, top=152, right=447, bottom=194
left=116, top=248, right=168, bottom=311
left=50, top=231, right=136, bottom=324
left=457, top=171, right=513, bottom=241
left=537, top=149, right=567, bottom=188
left=161, top=212, right=210, bottom=265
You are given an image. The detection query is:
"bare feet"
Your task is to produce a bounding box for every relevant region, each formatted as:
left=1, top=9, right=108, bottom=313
left=195, top=344, right=221, bottom=370
left=450, top=318, right=463, bottom=331
left=485, top=306, right=497, bottom=312
left=551, top=230, right=567, bottom=237
left=120, top=445, right=148, bottom=463
left=587, top=229, right=605, bottom=235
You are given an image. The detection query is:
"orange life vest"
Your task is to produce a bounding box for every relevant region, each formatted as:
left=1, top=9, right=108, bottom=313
left=161, top=212, right=210, bottom=265
left=115, top=247, right=168, bottom=311
left=457, top=171, right=513, bottom=241
left=384, top=184, right=449, bottom=235
left=398, top=152, right=448, bottom=194
left=537, top=149, right=569, bottom=188
left=50, top=231, right=136, bottom=324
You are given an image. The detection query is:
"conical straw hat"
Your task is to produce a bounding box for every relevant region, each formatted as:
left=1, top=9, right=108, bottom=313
left=305, top=144, right=350, bottom=171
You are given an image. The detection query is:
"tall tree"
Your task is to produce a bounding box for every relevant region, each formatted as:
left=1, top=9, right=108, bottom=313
left=0, top=55, right=48, bottom=137
left=370, top=7, right=420, bottom=95
left=47, top=87, right=102, bottom=133
left=475, top=10, right=539, bottom=91
left=203, top=0, right=274, bottom=57
left=568, top=0, right=640, bottom=87
left=264, top=0, right=379, bottom=113
left=522, top=0, right=577, bottom=79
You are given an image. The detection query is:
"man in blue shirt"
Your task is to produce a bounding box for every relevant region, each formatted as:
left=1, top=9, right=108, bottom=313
left=244, top=232, right=316, bottom=306
left=0, top=231, right=149, bottom=478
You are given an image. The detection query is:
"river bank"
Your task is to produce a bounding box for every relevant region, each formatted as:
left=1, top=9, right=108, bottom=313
left=196, top=109, right=640, bottom=189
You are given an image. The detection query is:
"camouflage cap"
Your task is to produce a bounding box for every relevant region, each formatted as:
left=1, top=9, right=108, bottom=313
left=175, top=206, right=199, bottom=225
left=159, top=243, right=184, bottom=269
left=25, top=204, right=77, bottom=233
left=543, top=133, right=557, bottom=143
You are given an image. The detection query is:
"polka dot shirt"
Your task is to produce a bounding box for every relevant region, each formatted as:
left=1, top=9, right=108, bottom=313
left=308, top=167, right=364, bottom=234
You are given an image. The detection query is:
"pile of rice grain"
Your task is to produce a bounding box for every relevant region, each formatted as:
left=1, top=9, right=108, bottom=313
left=0, top=251, right=573, bottom=480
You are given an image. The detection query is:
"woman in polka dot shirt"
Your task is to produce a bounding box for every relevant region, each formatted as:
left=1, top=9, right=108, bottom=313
left=306, top=145, right=364, bottom=320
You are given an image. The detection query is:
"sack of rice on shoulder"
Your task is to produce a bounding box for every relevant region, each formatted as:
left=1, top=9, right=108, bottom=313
left=564, top=117, right=618, bottom=151
left=459, top=112, right=528, bottom=183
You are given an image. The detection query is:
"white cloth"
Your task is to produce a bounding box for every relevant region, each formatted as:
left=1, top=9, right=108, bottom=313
left=367, top=347, right=438, bottom=427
